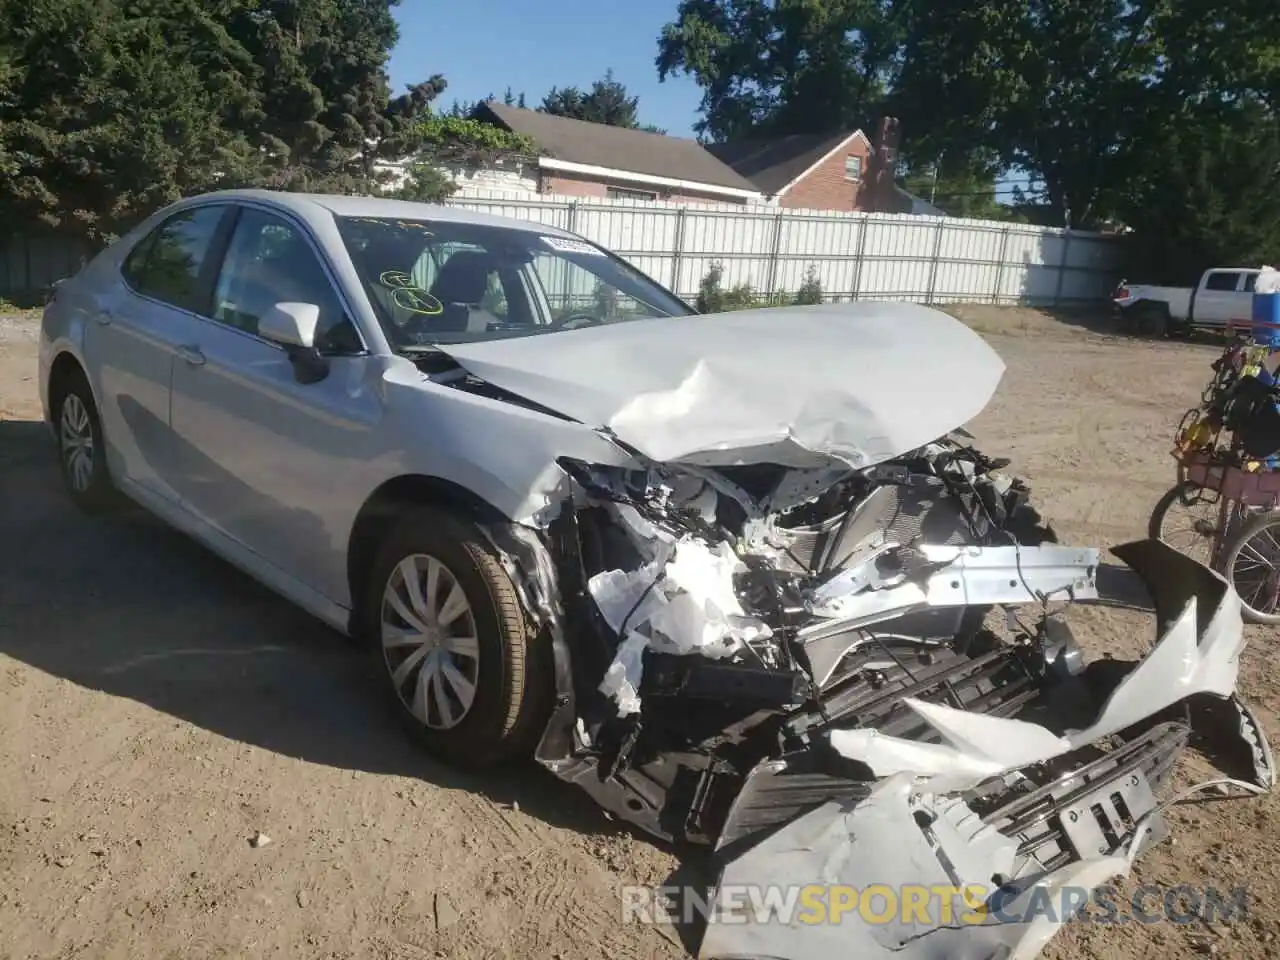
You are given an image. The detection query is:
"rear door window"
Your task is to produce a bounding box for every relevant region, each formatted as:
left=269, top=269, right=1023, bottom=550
left=122, top=206, right=229, bottom=314
left=1204, top=271, right=1242, bottom=292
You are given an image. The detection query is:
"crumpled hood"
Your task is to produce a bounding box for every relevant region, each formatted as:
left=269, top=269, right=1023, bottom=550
left=440, top=302, right=1006, bottom=468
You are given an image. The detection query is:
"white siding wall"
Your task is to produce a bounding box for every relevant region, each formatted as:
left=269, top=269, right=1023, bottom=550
left=447, top=188, right=1124, bottom=306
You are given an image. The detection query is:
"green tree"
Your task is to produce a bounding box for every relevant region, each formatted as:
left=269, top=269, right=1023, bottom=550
left=1117, top=102, right=1280, bottom=284
left=222, top=0, right=438, bottom=191
left=656, top=0, right=1280, bottom=237
left=656, top=0, right=902, bottom=142
left=794, top=265, right=824, bottom=305
left=391, top=114, right=539, bottom=203
left=897, top=157, right=1011, bottom=220
left=539, top=70, right=664, bottom=131
left=447, top=87, right=527, bottom=117
left=411, top=115, right=538, bottom=169
left=0, top=0, right=264, bottom=242
left=0, top=0, right=446, bottom=241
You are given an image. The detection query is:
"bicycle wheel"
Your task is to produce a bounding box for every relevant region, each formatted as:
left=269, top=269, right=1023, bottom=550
left=1149, top=481, right=1220, bottom=568
left=1221, top=510, right=1280, bottom=625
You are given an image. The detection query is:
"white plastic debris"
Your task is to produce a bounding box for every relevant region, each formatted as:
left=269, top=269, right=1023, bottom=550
left=597, top=632, right=647, bottom=717
left=589, top=536, right=771, bottom=716
left=830, top=584, right=1245, bottom=791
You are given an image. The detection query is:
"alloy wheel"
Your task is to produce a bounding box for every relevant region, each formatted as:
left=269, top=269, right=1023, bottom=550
left=380, top=553, right=480, bottom=730
left=59, top=393, right=95, bottom=493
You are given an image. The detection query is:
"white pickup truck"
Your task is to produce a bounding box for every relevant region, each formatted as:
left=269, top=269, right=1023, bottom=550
left=1112, top=267, right=1260, bottom=336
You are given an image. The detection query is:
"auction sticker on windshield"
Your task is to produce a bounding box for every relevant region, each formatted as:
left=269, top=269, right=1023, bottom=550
left=542, top=236, right=605, bottom=256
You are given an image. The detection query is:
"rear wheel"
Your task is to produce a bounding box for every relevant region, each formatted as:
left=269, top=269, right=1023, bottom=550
left=359, top=507, right=552, bottom=767
left=1222, top=511, right=1280, bottom=625
left=1132, top=303, right=1169, bottom=337
left=52, top=368, right=118, bottom=512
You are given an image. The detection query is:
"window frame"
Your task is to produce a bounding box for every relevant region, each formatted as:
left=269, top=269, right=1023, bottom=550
left=844, top=155, right=864, bottom=182
left=119, top=203, right=237, bottom=317
left=207, top=204, right=370, bottom=357
left=1203, top=270, right=1243, bottom=293
left=606, top=186, right=659, bottom=202
left=122, top=200, right=370, bottom=357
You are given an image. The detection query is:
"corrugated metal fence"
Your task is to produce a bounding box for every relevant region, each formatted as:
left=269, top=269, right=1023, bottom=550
left=1, top=231, right=92, bottom=305
left=1, top=190, right=1125, bottom=307
left=448, top=189, right=1125, bottom=306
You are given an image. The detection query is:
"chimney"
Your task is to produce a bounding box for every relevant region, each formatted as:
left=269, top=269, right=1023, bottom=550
left=868, top=116, right=901, bottom=213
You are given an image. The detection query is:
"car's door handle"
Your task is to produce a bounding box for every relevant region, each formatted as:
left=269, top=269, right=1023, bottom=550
left=176, top=344, right=206, bottom=366
left=95, top=309, right=113, bottom=326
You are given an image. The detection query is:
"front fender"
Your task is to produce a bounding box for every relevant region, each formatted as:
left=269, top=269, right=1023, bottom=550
left=383, top=362, right=637, bottom=526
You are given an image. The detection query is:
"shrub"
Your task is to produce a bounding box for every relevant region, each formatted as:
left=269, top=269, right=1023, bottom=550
left=794, top=264, right=824, bottom=305
left=696, top=261, right=758, bottom=313
left=594, top=281, right=619, bottom=319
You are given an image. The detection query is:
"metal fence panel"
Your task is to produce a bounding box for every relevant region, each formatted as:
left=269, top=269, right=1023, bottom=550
left=450, top=189, right=1124, bottom=306
left=1, top=190, right=1125, bottom=308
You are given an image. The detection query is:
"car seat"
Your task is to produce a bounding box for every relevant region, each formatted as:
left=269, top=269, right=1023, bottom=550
left=429, top=251, right=500, bottom=334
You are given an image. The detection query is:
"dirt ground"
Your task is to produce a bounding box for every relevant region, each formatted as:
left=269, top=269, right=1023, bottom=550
left=3, top=304, right=1280, bottom=959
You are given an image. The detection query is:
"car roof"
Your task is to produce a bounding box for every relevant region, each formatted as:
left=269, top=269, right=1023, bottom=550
left=189, top=189, right=579, bottom=239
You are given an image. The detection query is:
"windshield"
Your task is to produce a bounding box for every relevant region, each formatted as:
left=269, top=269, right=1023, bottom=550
left=334, top=215, right=694, bottom=350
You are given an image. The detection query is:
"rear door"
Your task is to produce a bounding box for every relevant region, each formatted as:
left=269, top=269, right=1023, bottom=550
left=1194, top=270, right=1250, bottom=327
left=87, top=204, right=234, bottom=502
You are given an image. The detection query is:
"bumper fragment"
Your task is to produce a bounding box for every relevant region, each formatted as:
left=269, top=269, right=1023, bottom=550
left=698, top=539, right=1273, bottom=960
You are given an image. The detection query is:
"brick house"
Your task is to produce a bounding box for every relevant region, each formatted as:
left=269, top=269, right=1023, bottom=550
left=472, top=101, right=934, bottom=214
left=706, top=131, right=874, bottom=212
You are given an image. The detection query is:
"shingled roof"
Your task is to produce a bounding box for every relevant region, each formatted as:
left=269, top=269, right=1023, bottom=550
left=706, top=131, right=872, bottom=195
left=477, top=101, right=760, bottom=193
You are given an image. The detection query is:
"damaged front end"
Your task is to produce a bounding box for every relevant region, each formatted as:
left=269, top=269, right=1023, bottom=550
left=478, top=434, right=1273, bottom=960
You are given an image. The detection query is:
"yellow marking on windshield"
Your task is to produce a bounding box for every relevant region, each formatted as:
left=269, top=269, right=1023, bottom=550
left=379, top=270, right=415, bottom=288
left=391, top=287, right=443, bottom=316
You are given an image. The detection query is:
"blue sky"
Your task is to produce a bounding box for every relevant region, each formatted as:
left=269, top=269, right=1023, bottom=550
left=388, top=1, right=705, bottom=137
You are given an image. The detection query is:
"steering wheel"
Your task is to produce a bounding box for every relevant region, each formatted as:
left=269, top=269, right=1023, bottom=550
left=549, top=312, right=602, bottom=331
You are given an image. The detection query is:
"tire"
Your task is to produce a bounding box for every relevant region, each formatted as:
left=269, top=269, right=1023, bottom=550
left=1133, top=303, right=1169, bottom=338
left=51, top=367, right=118, bottom=512
left=1221, top=510, right=1280, bottom=625
left=1149, top=481, right=1218, bottom=568
left=358, top=507, right=552, bottom=767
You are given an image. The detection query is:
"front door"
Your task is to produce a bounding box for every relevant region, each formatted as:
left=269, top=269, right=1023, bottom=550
left=168, top=204, right=381, bottom=598
left=87, top=204, right=232, bottom=502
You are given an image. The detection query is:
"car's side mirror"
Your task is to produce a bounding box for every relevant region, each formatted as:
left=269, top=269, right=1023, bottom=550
left=261, top=302, right=328, bottom=384
left=261, top=302, right=319, bottom=348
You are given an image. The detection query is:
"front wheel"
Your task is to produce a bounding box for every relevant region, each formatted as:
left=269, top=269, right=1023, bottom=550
left=1221, top=510, right=1280, bottom=625
left=1149, top=481, right=1219, bottom=568
left=358, top=507, right=553, bottom=767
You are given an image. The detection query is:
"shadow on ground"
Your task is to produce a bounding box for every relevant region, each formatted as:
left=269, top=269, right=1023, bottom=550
left=1094, top=560, right=1157, bottom=613
left=0, top=413, right=1207, bottom=958
left=1044, top=307, right=1241, bottom=349
left=944, top=303, right=1237, bottom=352
left=0, top=417, right=626, bottom=847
